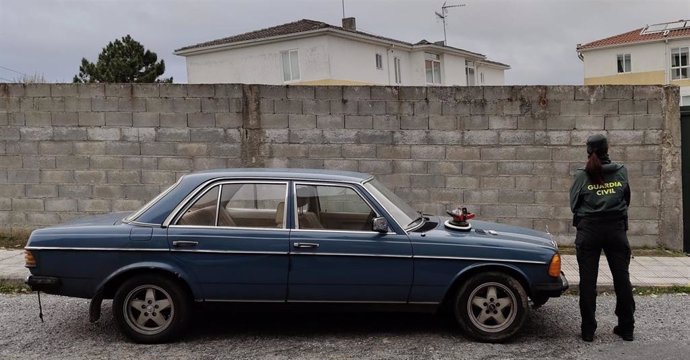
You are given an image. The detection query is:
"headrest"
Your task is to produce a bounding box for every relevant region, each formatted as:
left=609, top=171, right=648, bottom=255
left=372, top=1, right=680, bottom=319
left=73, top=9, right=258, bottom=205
left=296, top=186, right=317, bottom=207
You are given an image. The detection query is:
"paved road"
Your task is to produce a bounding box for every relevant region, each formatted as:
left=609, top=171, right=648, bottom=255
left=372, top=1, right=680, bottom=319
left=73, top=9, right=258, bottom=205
left=1, top=294, right=688, bottom=359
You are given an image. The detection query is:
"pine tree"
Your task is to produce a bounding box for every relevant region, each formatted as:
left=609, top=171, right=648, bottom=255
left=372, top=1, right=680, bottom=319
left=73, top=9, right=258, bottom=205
left=73, top=35, right=172, bottom=83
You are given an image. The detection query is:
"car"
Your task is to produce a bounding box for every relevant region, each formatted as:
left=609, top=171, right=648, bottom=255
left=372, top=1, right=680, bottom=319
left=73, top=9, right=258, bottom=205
left=25, top=168, right=567, bottom=343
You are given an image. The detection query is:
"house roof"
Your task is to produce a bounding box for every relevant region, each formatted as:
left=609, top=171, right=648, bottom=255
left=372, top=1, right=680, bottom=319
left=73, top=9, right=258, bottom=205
left=175, top=19, right=508, bottom=68
left=577, top=20, right=690, bottom=51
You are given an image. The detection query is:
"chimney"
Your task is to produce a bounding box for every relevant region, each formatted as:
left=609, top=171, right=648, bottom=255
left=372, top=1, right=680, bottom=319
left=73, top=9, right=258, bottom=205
left=342, top=17, right=356, bottom=31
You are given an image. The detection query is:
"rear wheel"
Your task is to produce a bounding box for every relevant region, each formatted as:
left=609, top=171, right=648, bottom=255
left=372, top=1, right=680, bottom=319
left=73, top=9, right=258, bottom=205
left=454, top=272, right=528, bottom=342
left=113, top=275, right=190, bottom=343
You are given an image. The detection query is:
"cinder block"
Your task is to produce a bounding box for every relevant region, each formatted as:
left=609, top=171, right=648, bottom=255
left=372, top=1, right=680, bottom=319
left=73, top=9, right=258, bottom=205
left=78, top=199, right=111, bottom=212
left=20, top=127, right=53, bottom=141
left=321, top=129, right=358, bottom=144
left=411, top=174, right=445, bottom=188
left=560, top=101, right=589, bottom=116
left=574, top=86, right=604, bottom=101
left=358, top=160, right=393, bottom=174
left=141, top=171, right=175, bottom=185
left=481, top=176, right=515, bottom=189
left=133, top=112, right=159, bottom=127
left=462, top=115, right=489, bottom=130
left=201, top=98, right=229, bottom=113
left=604, top=115, right=634, bottom=130
left=93, top=185, right=124, bottom=199
left=633, top=114, right=663, bottom=129
left=400, top=116, right=428, bottom=130
left=225, top=129, right=241, bottom=143
left=345, top=115, right=373, bottom=129
left=274, top=99, right=303, bottom=114
left=104, top=84, right=132, bottom=97
left=118, top=98, right=146, bottom=112
left=124, top=185, right=162, bottom=201
left=618, top=100, right=647, bottom=115
left=300, top=99, right=329, bottom=115
left=574, top=116, right=605, bottom=130
left=446, top=176, right=479, bottom=189
left=357, top=130, right=393, bottom=145
left=157, top=128, right=190, bottom=142
left=481, top=147, right=516, bottom=160
left=429, top=115, right=457, bottom=130
left=372, top=115, right=400, bottom=130
left=141, top=143, right=175, bottom=156
left=92, top=97, right=119, bottom=112
left=357, top=100, right=386, bottom=116
left=377, top=145, right=411, bottom=159
left=213, top=84, right=242, bottom=98
left=8, top=169, right=40, bottom=183
left=189, top=128, right=224, bottom=142
left=24, top=84, right=51, bottom=97
left=187, top=113, right=215, bottom=128
left=488, top=115, right=517, bottom=130
left=342, top=144, right=376, bottom=158
left=470, top=100, right=502, bottom=116
left=27, top=184, right=58, bottom=198
left=287, top=86, right=314, bottom=100
left=40, top=170, right=74, bottom=184
left=107, top=170, right=141, bottom=184
left=464, top=189, right=499, bottom=204
left=516, top=147, right=551, bottom=160
left=74, top=170, right=107, bottom=184
left=393, top=130, right=428, bottom=145
left=330, top=99, right=358, bottom=114
left=132, top=84, right=160, bottom=97
left=112, top=200, right=145, bottom=211
left=411, top=145, right=445, bottom=159
left=604, top=86, right=633, bottom=99
left=547, top=115, right=576, bottom=130
left=35, top=97, right=66, bottom=112
left=446, top=146, right=480, bottom=160
left=192, top=157, right=227, bottom=170
left=22, top=155, right=55, bottom=169
left=215, top=113, right=243, bottom=128
left=427, top=161, right=462, bottom=175
left=146, top=98, right=174, bottom=113
left=498, top=162, right=534, bottom=175
left=289, top=114, right=317, bottom=129
left=393, top=160, right=427, bottom=174
left=259, top=85, right=286, bottom=99
left=45, top=199, right=77, bottom=212
left=261, top=114, right=289, bottom=128
left=607, top=130, right=645, bottom=145
left=546, top=86, right=575, bottom=100
left=455, top=87, right=483, bottom=102
left=160, top=84, right=187, bottom=97
left=87, top=127, right=121, bottom=141
left=105, top=142, right=140, bottom=155
left=442, top=101, right=470, bottom=116
left=172, top=98, right=201, bottom=113
left=462, top=162, right=498, bottom=176
left=288, top=129, right=323, bottom=144
left=56, top=156, right=90, bottom=169
left=480, top=204, right=517, bottom=217
left=208, top=143, right=241, bottom=157
left=515, top=176, right=552, bottom=190
left=187, top=84, right=215, bottom=97
left=426, top=130, right=462, bottom=145
left=78, top=112, right=105, bottom=126
left=51, top=112, right=79, bottom=126
left=0, top=127, right=20, bottom=141
left=175, top=143, right=208, bottom=157
left=463, top=130, right=498, bottom=145
left=74, top=142, right=105, bottom=155
left=0, top=184, right=25, bottom=197
left=535, top=131, right=571, bottom=145
left=371, top=87, right=398, bottom=101
left=590, top=100, right=618, bottom=115
left=311, top=86, right=341, bottom=100
left=305, top=144, right=341, bottom=159
left=90, top=156, right=123, bottom=169
left=0, top=155, right=22, bottom=169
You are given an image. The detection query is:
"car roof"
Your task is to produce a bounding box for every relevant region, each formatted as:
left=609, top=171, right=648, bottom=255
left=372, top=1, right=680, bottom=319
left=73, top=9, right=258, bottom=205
left=182, top=168, right=373, bottom=184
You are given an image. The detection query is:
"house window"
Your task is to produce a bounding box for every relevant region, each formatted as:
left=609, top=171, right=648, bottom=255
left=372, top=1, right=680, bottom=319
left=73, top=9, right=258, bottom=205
left=394, top=57, right=402, bottom=84
left=425, top=53, right=441, bottom=84
left=375, top=53, right=383, bottom=70
left=682, top=95, right=690, bottom=106
left=671, top=47, right=689, bottom=80
left=466, top=60, right=475, bottom=86
left=281, top=50, right=300, bottom=82
left=617, top=54, right=631, bottom=73
left=480, top=72, right=485, bottom=84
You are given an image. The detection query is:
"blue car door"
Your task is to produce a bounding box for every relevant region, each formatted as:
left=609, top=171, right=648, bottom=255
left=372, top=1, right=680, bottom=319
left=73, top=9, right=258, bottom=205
left=166, top=181, right=290, bottom=302
left=287, top=182, right=413, bottom=303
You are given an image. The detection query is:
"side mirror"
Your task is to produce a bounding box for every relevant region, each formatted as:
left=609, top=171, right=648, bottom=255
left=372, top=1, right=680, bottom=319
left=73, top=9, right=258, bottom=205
left=372, top=217, right=389, bottom=233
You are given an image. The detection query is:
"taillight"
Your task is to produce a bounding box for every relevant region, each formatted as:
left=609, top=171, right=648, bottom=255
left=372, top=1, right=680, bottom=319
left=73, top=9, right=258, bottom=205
left=24, top=250, right=36, bottom=268
left=548, top=253, right=561, bottom=278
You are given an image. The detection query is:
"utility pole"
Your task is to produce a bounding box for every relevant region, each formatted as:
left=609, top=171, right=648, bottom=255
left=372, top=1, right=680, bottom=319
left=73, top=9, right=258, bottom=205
left=342, top=0, right=346, bottom=18
left=435, top=1, right=465, bottom=46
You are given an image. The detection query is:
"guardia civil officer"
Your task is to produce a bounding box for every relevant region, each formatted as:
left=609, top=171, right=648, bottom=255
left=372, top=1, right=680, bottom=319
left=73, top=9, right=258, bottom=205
left=569, top=134, right=635, bottom=342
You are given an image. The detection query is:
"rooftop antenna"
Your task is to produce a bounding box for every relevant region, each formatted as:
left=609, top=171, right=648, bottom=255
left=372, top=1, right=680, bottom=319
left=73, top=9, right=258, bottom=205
left=435, top=1, right=465, bottom=45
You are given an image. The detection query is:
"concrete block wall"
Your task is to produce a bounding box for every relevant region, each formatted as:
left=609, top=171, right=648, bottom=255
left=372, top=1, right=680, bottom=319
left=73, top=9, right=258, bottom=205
left=0, top=83, right=682, bottom=249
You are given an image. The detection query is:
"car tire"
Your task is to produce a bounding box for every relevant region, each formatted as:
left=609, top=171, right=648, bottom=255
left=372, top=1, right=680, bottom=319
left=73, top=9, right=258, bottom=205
left=113, top=274, right=190, bottom=343
left=454, top=272, right=528, bottom=343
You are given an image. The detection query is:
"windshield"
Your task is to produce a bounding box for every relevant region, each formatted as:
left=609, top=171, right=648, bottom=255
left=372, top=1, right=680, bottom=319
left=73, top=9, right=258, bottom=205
left=363, top=179, right=420, bottom=230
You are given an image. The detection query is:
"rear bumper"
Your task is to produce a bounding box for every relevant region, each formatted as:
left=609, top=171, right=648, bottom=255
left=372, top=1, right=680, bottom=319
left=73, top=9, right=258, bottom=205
left=532, top=272, right=569, bottom=298
left=25, top=275, right=61, bottom=292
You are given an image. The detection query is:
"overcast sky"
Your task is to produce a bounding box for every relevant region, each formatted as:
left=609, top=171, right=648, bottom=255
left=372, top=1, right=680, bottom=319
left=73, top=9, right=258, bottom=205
left=1, top=0, right=689, bottom=85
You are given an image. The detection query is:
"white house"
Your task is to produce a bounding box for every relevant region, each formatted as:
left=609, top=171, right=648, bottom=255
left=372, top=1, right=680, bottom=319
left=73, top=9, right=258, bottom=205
left=174, top=18, right=509, bottom=86
left=577, top=19, right=690, bottom=105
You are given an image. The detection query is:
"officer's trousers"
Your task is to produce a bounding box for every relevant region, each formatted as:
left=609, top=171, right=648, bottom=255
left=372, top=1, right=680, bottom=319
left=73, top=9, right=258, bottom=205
left=575, top=218, right=635, bottom=333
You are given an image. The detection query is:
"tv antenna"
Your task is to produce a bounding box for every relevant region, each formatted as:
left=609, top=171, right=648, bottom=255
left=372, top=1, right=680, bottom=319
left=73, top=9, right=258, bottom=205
left=435, top=1, right=465, bottom=45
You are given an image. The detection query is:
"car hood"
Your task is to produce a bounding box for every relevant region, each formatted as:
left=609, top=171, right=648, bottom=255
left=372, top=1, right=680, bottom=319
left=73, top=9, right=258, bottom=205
left=422, top=216, right=556, bottom=250
left=55, top=212, right=131, bottom=227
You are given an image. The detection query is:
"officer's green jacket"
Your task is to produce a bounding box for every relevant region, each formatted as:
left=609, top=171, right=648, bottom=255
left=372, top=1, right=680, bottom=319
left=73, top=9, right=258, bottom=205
left=569, top=163, right=631, bottom=226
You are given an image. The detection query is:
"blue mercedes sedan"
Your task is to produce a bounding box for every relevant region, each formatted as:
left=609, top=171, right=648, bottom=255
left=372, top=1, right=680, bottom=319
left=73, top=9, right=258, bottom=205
left=25, top=169, right=567, bottom=343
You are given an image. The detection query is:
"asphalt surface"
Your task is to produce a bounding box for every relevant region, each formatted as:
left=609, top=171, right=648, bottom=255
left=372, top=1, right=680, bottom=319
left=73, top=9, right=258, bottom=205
left=1, top=294, right=689, bottom=360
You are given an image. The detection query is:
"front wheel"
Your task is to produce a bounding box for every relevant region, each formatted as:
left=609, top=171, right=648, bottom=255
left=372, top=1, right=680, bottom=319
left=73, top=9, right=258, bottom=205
left=113, top=275, right=190, bottom=343
left=454, top=272, right=529, bottom=342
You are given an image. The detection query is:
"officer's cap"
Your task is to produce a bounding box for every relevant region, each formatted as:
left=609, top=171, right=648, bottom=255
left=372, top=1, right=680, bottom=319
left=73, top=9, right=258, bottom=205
left=586, top=134, right=608, bottom=155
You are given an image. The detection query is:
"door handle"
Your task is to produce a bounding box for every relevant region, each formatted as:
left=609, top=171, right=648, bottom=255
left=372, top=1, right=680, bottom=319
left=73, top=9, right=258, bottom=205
left=172, top=240, right=199, bottom=248
left=293, top=242, right=319, bottom=249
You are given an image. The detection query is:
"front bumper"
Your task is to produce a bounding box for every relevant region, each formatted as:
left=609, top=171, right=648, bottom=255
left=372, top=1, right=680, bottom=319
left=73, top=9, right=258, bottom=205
left=532, top=271, right=569, bottom=298
left=25, top=275, right=61, bottom=292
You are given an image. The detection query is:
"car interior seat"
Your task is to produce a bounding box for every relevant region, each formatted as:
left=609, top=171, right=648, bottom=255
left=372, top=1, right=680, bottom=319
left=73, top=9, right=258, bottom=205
left=296, top=187, right=324, bottom=229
